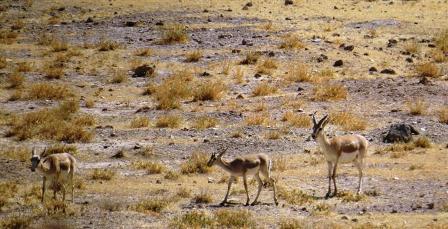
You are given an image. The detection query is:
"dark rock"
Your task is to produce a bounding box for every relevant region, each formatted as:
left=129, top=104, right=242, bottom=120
left=132, top=64, right=155, bottom=77
left=406, top=57, right=413, bottom=63
left=245, top=2, right=253, bottom=7
left=254, top=73, right=262, bottom=78
left=242, top=5, right=249, bottom=10
left=236, top=94, right=244, bottom=99
left=203, top=9, right=209, bottom=13
left=285, top=0, right=294, bottom=5
left=268, top=51, right=275, bottom=57
left=418, top=76, right=431, bottom=85
left=136, top=106, right=151, bottom=113
left=317, top=54, right=328, bottom=62
left=383, top=123, right=420, bottom=143
left=111, top=150, right=126, bottom=159
left=352, top=219, right=358, bottom=222
left=201, top=72, right=211, bottom=77
left=427, top=203, right=434, bottom=209
left=380, top=69, right=396, bottom=74
left=156, top=180, right=162, bottom=184
left=232, top=49, right=241, bottom=53
left=344, top=45, right=354, bottom=51
left=341, top=216, right=348, bottom=220
left=58, top=7, right=65, bottom=11
left=102, top=108, right=108, bottom=112
left=125, top=21, right=137, bottom=27
left=85, top=17, right=94, bottom=23
left=428, top=44, right=436, bottom=48
left=297, top=86, right=304, bottom=91
left=110, top=133, right=117, bottom=137
left=333, top=60, right=343, bottom=67
left=285, top=17, right=292, bottom=20
left=203, top=139, right=210, bottom=143
left=369, top=67, right=378, bottom=72
left=391, top=209, right=397, bottom=213
left=155, top=21, right=164, bottom=26
left=387, top=39, right=397, bottom=47
left=242, top=39, right=247, bottom=45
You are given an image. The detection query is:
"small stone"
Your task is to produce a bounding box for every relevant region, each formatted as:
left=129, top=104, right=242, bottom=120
left=203, top=139, right=210, bottom=143
left=427, top=203, right=434, bottom=209
left=285, top=17, right=292, bottom=20
left=380, top=69, right=396, bottom=74
left=133, top=64, right=155, bottom=77
left=201, top=72, right=211, bottom=77
left=351, top=218, right=358, bottom=222
left=254, top=73, right=262, bottom=78
left=391, top=209, right=397, bottom=213
left=341, top=216, right=349, bottom=220
left=268, top=51, right=275, bottom=57
left=285, top=0, right=294, bottom=5
left=110, top=133, right=117, bottom=137
left=155, top=21, right=164, bottom=26
left=125, top=21, right=137, bottom=27
left=85, top=17, right=94, bottom=23
left=242, top=39, right=247, bottom=45
left=242, top=5, right=249, bottom=10
left=236, top=94, right=244, bottom=99
left=344, top=45, right=354, bottom=51
left=333, top=60, right=343, bottom=67
left=297, top=86, right=304, bottom=91
left=245, top=2, right=253, bottom=7
left=369, top=67, right=378, bottom=72
left=208, top=177, right=215, bottom=183
left=406, top=57, right=413, bottom=63
left=156, top=180, right=162, bottom=184
left=419, top=77, right=431, bottom=85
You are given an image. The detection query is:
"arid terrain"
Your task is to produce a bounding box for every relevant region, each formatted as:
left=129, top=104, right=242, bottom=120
left=0, top=0, right=447, bottom=228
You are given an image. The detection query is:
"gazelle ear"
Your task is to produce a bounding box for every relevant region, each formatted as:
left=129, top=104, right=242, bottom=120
left=311, top=112, right=317, bottom=126
left=41, top=147, right=47, bottom=156
left=321, top=115, right=330, bottom=127
left=218, top=147, right=228, bottom=157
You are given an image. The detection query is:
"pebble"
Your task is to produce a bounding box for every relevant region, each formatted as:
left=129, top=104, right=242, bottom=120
left=333, top=60, right=343, bottom=67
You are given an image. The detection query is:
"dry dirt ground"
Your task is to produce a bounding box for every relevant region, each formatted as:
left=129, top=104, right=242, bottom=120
left=0, top=0, right=447, bottom=228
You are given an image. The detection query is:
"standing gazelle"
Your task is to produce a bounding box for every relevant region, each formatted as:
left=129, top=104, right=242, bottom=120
left=207, top=148, right=278, bottom=206
left=311, top=114, right=369, bottom=198
left=30, top=148, right=77, bottom=203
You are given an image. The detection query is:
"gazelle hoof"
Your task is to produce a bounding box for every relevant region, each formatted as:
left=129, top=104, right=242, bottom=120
left=250, top=201, right=258, bottom=206
left=219, top=201, right=227, bottom=206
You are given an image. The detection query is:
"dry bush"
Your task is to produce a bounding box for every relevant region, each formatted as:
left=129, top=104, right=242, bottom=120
left=336, top=191, right=365, bottom=202
left=415, top=62, right=439, bottom=78
left=385, top=143, right=415, bottom=154
left=282, top=111, right=311, bottom=128
left=130, top=116, right=150, bottom=128
left=277, top=186, right=314, bottom=205
left=234, top=67, right=245, bottom=84
left=279, top=218, right=302, bottom=229
left=0, top=181, right=18, bottom=208
left=134, top=48, right=152, bottom=56
left=413, top=136, right=432, bottom=148
left=240, top=51, right=260, bottom=65
left=317, top=68, right=335, bottom=79
left=0, top=214, right=32, bottom=229
left=279, top=34, right=305, bottom=49
left=403, top=41, right=420, bottom=54
left=0, top=30, right=18, bottom=44
left=85, top=98, right=95, bottom=108
left=185, top=50, right=203, bottom=62
left=330, top=111, right=367, bottom=131
left=132, top=197, right=171, bottom=214
left=27, top=83, right=74, bottom=100
left=6, top=72, right=25, bottom=88
left=214, top=209, right=255, bottom=228
left=256, top=58, right=278, bottom=75
left=282, top=98, right=306, bottom=110
left=431, top=49, right=446, bottom=63
left=51, top=39, right=69, bottom=52
left=155, top=114, right=182, bottom=128
left=193, top=80, right=227, bottom=101
left=159, top=24, right=188, bottom=44
left=43, top=62, right=64, bottom=79
left=8, top=90, right=22, bottom=101
left=176, top=187, right=191, bottom=198
left=91, top=169, right=115, bottom=180
left=221, top=61, right=231, bottom=75
left=100, top=200, right=122, bottom=212
left=272, top=155, right=288, bottom=172
left=132, top=161, right=165, bottom=174
left=15, top=62, right=32, bottom=72
left=245, top=113, right=270, bottom=126
left=192, top=190, right=213, bottom=204
left=266, top=130, right=282, bottom=140
left=164, top=170, right=180, bottom=180
left=153, top=71, right=193, bottom=109
left=438, top=106, right=448, bottom=124
left=312, top=83, right=348, bottom=101
left=193, top=116, right=218, bottom=129
left=0, top=146, right=29, bottom=161
left=11, top=20, right=25, bottom=30
left=170, top=211, right=213, bottom=229
left=311, top=203, right=332, bottom=215
left=252, top=82, right=278, bottom=96
left=111, top=70, right=128, bottom=83
left=284, top=63, right=312, bottom=82
left=180, top=151, right=211, bottom=174
left=37, top=33, right=55, bottom=45
left=97, top=39, right=120, bottom=51
left=435, top=29, right=448, bottom=52
left=0, top=56, right=7, bottom=69
left=8, top=100, right=94, bottom=142
left=409, top=164, right=424, bottom=171
left=406, top=99, right=428, bottom=115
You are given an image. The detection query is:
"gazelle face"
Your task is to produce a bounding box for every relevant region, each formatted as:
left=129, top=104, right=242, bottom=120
left=311, top=125, right=323, bottom=140
left=30, top=155, right=40, bottom=172
left=311, top=114, right=329, bottom=140
left=207, top=153, right=217, bottom=167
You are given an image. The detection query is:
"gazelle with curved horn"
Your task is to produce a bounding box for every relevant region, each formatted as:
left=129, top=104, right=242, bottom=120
left=30, top=147, right=77, bottom=203
left=207, top=148, right=278, bottom=206
left=311, top=113, right=369, bottom=198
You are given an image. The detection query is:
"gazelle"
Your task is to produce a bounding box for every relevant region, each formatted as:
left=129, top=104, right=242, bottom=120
left=30, top=148, right=77, bottom=203
left=207, top=148, right=278, bottom=206
left=311, top=113, right=369, bottom=198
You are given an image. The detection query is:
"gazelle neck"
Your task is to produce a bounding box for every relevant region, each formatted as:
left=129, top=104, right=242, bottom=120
left=316, top=130, right=332, bottom=154
left=215, top=158, right=233, bottom=174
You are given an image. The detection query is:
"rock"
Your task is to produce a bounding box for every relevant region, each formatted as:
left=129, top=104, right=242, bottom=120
left=236, top=94, right=244, bottom=99
left=155, top=21, right=164, bottom=26
left=351, top=218, right=358, bottom=222
left=203, top=139, right=210, bottom=143
left=156, top=180, right=162, bottom=184
left=268, top=51, right=275, bottom=57
left=132, top=64, right=155, bottom=77
left=419, top=77, right=431, bottom=85
left=333, top=60, right=343, bottom=67
left=391, top=209, right=397, bottom=213
left=208, top=177, right=215, bottom=183
left=369, top=67, right=378, bottom=72
left=297, top=86, right=304, bottom=91
left=427, top=203, right=434, bottom=209
left=110, top=133, right=117, bottom=137
left=406, top=57, right=413, bottom=63
left=380, top=69, right=396, bottom=74
left=317, top=54, right=328, bottom=62
left=254, top=73, right=262, bottom=78
left=242, top=39, right=247, bottom=45
left=242, top=5, right=249, bottom=10
left=111, top=150, right=126, bottom=159
left=245, top=2, right=253, bottom=7
left=285, top=17, right=292, bottom=20
left=85, top=17, right=94, bottom=23
left=135, top=106, right=151, bottom=113
left=125, top=21, right=137, bottom=27
left=285, top=0, right=294, bottom=5
left=341, top=216, right=349, bottom=220
left=387, top=39, right=397, bottom=47
left=383, top=123, right=420, bottom=143
left=344, top=45, right=354, bottom=51
left=201, top=72, right=211, bottom=77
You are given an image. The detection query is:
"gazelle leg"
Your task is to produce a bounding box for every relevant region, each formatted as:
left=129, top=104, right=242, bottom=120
left=271, top=177, right=278, bottom=206
left=70, top=172, right=75, bottom=203
left=42, top=177, right=46, bottom=203
left=221, top=176, right=234, bottom=205
left=325, top=161, right=333, bottom=199
left=243, top=173, right=250, bottom=206
left=355, top=160, right=364, bottom=194
left=251, top=173, right=262, bottom=206
left=332, top=158, right=339, bottom=197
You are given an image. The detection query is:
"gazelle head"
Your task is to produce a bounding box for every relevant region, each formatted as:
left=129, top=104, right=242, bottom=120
left=207, top=147, right=228, bottom=167
left=311, top=113, right=330, bottom=140
left=30, top=147, right=42, bottom=172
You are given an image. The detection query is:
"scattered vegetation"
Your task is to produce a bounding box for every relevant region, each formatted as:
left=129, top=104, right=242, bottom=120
left=413, top=136, right=432, bottom=148
left=438, top=106, right=448, bottom=124
left=277, top=186, right=314, bottom=205
left=435, top=29, right=448, bottom=52
left=15, top=62, right=32, bottom=72
left=415, top=62, right=439, bottom=78
left=193, top=80, right=227, bottom=101
left=180, top=151, right=211, bottom=174
left=132, top=197, right=171, bottom=214
left=51, top=39, right=69, bottom=52
left=43, top=144, right=77, bottom=156
left=164, top=170, right=180, bottom=180
left=266, top=130, right=282, bottom=140
left=185, top=50, right=203, bottom=62
left=134, top=48, right=152, bottom=56
left=406, top=99, right=428, bottom=115
left=192, top=116, right=218, bottom=129
left=256, top=58, right=278, bottom=75
left=43, top=62, right=64, bottom=79
left=245, top=113, right=271, bottom=126
left=311, top=202, right=332, bottom=215
left=98, top=39, right=120, bottom=51
left=27, top=83, right=74, bottom=100
left=336, top=191, right=365, bottom=202
left=403, top=41, right=420, bottom=54
left=130, top=116, right=150, bottom=128
left=234, top=67, right=245, bottom=84
left=0, top=56, right=7, bottom=69
left=0, top=214, right=32, bottom=229
left=192, top=190, right=213, bottom=204
left=282, top=111, right=311, bottom=128
left=312, top=83, right=348, bottom=101
left=284, top=63, right=313, bottom=82
left=155, top=114, right=182, bottom=128
left=170, top=211, right=213, bottom=229
left=176, top=187, right=191, bottom=198
left=273, top=155, right=288, bottom=172
left=132, top=161, right=165, bottom=174
left=279, top=218, right=302, bottom=229
left=240, top=51, right=260, bottom=65
left=0, top=146, right=29, bottom=161
left=279, top=34, right=305, bottom=49
left=6, top=72, right=25, bottom=88
left=0, top=30, right=18, bottom=44
left=252, top=82, right=278, bottom=96
left=330, top=111, right=367, bottom=131
left=111, top=70, right=128, bottom=83
left=214, top=209, right=255, bottom=228
left=91, top=169, right=115, bottom=180
left=159, top=24, right=188, bottom=44
left=153, top=71, right=193, bottom=109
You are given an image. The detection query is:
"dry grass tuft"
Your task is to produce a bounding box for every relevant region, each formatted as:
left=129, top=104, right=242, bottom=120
left=266, top=130, right=282, bottom=140
left=272, top=155, right=288, bottom=172
left=132, top=197, right=171, bottom=214
left=0, top=146, right=29, bottom=161
left=337, top=191, right=365, bottom=202
left=284, top=63, right=313, bottom=82
left=312, top=83, right=348, bottom=101
left=431, top=49, right=446, bottom=63
left=279, top=34, right=305, bottom=49
left=111, top=70, right=128, bottom=84
left=403, top=41, right=420, bottom=54
left=134, top=48, right=153, bottom=56
left=43, top=62, right=64, bottom=80
left=406, top=99, right=428, bottom=115
left=413, top=136, right=432, bottom=148
left=0, top=30, right=19, bottom=44
left=91, top=169, right=115, bottom=180
left=0, top=214, right=32, bottom=229
left=192, top=116, right=218, bottom=129
left=330, top=111, right=367, bottom=131
left=155, top=114, right=182, bottom=128
left=245, top=113, right=271, bottom=126
left=130, top=116, right=150, bottom=128
left=185, top=50, right=203, bottom=62
left=311, top=202, right=332, bottom=215
left=214, top=209, right=255, bottom=228
left=0, top=56, right=7, bottom=69
left=435, top=29, right=448, bottom=52
left=132, top=161, right=165, bottom=174
left=153, top=71, right=193, bottom=109
left=252, top=82, right=278, bottom=96
left=159, top=24, right=188, bottom=45
left=256, top=58, right=278, bottom=75
left=176, top=187, right=191, bottom=198
left=278, top=186, right=315, bottom=205
left=15, top=62, right=32, bottom=72
left=438, top=106, right=448, bottom=124
left=234, top=67, right=245, bottom=84
left=282, top=111, right=311, bottom=128
left=85, top=98, right=95, bottom=108
left=0, top=181, right=18, bottom=208
left=192, top=190, right=213, bottom=204
left=181, top=151, right=211, bottom=174
left=193, top=80, right=227, bottom=101
left=6, top=72, right=25, bottom=88
left=415, top=62, right=439, bottom=78
left=170, top=211, right=213, bottom=229
left=240, top=51, right=261, bottom=65
left=164, top=170, right=180, bottom=180
left=279, top=218, right=302, bottom=229
left=51, top=39, right=69, bottom=52
left=28, top=83, right=74, bottom=100
left=98, top=39, right=120, bottom=51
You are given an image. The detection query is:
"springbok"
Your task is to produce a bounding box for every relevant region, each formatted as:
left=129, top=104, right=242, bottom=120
left=311, top=113, right=369, bottom=198
left=30, top=148, right=77, bottom=203
left=207, top=148, right=278, bottom=206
